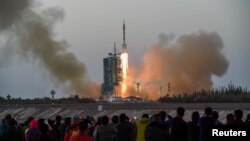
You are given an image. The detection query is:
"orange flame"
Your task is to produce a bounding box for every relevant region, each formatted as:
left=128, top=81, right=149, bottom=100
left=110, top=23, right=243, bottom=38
left=120, top=52, right=128, bottom=97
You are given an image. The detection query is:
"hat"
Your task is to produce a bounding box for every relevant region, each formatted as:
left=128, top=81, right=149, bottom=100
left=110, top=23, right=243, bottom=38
left=29, top=119, right=38, bottom=128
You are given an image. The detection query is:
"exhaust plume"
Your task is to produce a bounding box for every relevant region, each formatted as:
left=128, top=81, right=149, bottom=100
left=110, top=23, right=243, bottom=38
left=0, top=0, right=30, bottom=30
left=0, top=0, right=99, bottom=98
left=129, top=31, right=229, bottom=100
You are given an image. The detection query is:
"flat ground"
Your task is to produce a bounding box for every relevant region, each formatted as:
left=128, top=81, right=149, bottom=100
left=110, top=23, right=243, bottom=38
left=1, top=102, right=249, bottom=123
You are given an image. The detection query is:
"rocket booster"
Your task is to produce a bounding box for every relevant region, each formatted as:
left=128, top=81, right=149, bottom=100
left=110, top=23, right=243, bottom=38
left=120, top=20, right=129, bottom=96
left=122, top=20, right=127, bottom=53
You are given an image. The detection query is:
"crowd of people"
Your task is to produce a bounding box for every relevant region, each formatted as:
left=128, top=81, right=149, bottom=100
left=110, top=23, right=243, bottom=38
left=0, top=107, right=249, bottom=141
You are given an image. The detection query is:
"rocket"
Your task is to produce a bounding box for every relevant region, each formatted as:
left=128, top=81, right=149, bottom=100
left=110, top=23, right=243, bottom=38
left=122, top=20, right=127, bottom=53
left=120, top=20, right=128, bottom=96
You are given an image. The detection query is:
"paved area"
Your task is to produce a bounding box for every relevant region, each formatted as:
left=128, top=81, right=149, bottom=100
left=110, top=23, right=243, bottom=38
left=1, top=103, right=249, bottom=124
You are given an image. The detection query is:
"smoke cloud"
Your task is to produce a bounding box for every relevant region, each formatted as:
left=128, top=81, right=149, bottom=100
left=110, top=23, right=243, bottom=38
left=128, top=31, right=229, bottom=100
left=0, top=0, right=229, bottom=100
left=0, top=0, right=99, bottom=98
left=0, top=0, right=31, bottom=30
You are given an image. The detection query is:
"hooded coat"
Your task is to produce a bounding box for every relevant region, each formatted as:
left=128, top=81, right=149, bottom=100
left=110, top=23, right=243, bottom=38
left=136, top=118, right=149, bottom=141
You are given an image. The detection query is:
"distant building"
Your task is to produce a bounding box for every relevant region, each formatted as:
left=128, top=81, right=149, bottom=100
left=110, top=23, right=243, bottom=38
left=101, top=43, right=122, bottom=96
left=107, top=96, right=143, bottom=103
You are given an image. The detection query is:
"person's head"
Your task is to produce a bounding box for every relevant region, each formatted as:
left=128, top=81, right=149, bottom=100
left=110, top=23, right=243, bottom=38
left=153, top=114, right=161, bottom=123
left=86, top=115, right=91, bottom=120
left=101, top=116, right=109, bottom=126
left=119, top=113, right=127, bottom=123
left=38, top=118, right=45, bottom=128
left=246, top=113, right=250, bottom=121
left=72, top=114, right=80, bottom=125
left=204, top=107, right=212, bottom=116
left=5, top=114, right=12, bottom=121
left=112, top=115, right=119, bottom=124
left=177, top=107, right=185, bottom=117
left=64, top=117, right=71, bottom=125
left=55, top=115, right=62, bottom=123
left=234, top=109, right=243, bottom=120
left=27, top=117, right=34, bottom=125
left=96, top=117, right=102, bottom=125
left=212, top=111, right=219, bottom=120
left=39, top=123, right=49, bottom=134
left=7, top=118, right=16, bottom=127
left=90, top=117, right=96, bottom=126
left=226, top=113, right=234, bottom=123
left=78, top=120, right=88, bottom=132
left=142, top=113, right=149, bottom=119
left=29, top=119, right=38, bottom=128
left=191, top=111, right=200, bottom=122
left=125, top=116, right=129, bottom=122
left=3, top=114, right=11, bottom=123
left=48, top=119, right=55, bottom=128
left=159, top=111, right=166, bottom=121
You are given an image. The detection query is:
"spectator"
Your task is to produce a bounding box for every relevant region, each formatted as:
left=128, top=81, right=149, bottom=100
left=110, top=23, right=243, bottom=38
left=245, top=113, right=250, bottom=125
left=112, top=115, right=119, bottom=126
left=0, top=114, right=12, bottom=138
left=22, top=117, right=34, bottom=135
left=2, top=118, right=24, bottom=141
left=212, top=111, right=223, bottom=125
left=112, top=115, right=119, bottom=141
left=116, top=113, right=135, bottom=141
left=48, top=119, right=60, bottom=141
left=64, top=114, right=80, bottom=141
left=60, top=117, right=71, bottom=141
left=54, top=115, right=62, bottom=140
left=93, top=117, right=102, bottom=137
left=170, top=107, right=187, bottom=141
left=33, top=123, right=56, bottom=141
left=199, top=107, right=215, bottom=141
left=88, top=117, right=96, bottom=137
left=226, top=113, right=234, bottom=125
left=159, top=111, right=172, bottom=129
left=37, top=118, right=45, bottom=128
left=145, top=113, right=169, bottom=141
left=159, top=111, right=167, bottom=123
left=69, top=120, right=93, bottom=141
left=232, top=109, right=244, bottom=125
left=136, top=113, right=149, bottom=141
left=95, top=116, right=115, bottom=141
left=25, top=119, right=39, bottom=141
left=187, top=111, right=200, bottom=141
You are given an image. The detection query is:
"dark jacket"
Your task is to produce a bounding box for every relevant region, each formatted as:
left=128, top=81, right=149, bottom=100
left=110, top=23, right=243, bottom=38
left=116, top=122, right=134, bottom=141
left=33, top=133, right=56, bottom=141
left=187, top=121, right=199, bottom=141
left=95, top=125, right=115, bottom=141
left=145, top=121, right=169, bottom=141
left=170, top=117, right=187, bottom=141
left=199, top=116, right=215, bottom=141
left=2, top=126, right=24, bottom=141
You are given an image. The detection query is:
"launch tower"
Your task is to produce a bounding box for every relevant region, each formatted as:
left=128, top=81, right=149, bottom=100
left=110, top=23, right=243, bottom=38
left=101, top=43, right=122, bottom=96
left=101, top=21, right=128, bottom=97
